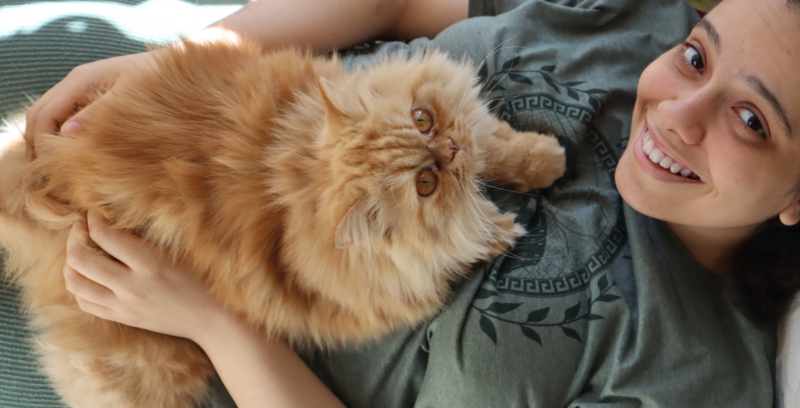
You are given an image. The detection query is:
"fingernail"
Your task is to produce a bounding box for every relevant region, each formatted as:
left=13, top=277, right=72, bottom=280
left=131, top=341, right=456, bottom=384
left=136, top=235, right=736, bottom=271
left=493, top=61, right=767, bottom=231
left=61, top=120, right=82, bottom=135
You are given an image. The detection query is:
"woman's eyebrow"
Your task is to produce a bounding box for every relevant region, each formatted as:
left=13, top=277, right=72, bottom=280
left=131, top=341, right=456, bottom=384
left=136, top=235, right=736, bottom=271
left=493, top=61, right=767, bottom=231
left=743, top=75, right=793, bottom=136
left=696, top=18, right=721, bottom=53
left=698, top=17, right=792, bottom=137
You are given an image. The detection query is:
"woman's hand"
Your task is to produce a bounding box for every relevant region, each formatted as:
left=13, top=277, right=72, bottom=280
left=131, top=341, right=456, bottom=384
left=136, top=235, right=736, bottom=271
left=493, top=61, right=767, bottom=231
left=63, top=211, right=347, bottom=408
left=63, top=210, right=222, bottom=341
left=24, top=52, right=159, bottom=160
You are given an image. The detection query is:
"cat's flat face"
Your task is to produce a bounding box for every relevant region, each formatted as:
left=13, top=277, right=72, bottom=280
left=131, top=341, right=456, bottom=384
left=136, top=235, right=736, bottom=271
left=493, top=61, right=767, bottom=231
left=325, top=53, right=504, bottom=268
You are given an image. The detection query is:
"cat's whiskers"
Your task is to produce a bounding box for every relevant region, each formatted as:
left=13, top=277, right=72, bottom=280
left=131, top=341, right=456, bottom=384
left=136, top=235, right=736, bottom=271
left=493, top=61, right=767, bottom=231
left=456, top=178, right=537, bottom=262
left=466, top=88, right=524, bottom=130
left=476, top=180, right=542, bottom=198
left=459, top=177, right=510, bottom=231
left=380, top=176, right=401, bottom=207
left=457, top=181, right=513, bottom=258
left=462, top=178, right=527, bottom=237
left=466, top=69, right=514, bottom=128
left=460, top=190, right=535, bottom=262
left=455, top=77, right=475, bottom=120
left=465, top=94, right=519, bottom=129
left=467, top=42, right=558, bottom=129
left=456, top=36, right=520, bottom=120
left=457, top=39, right=509, bottom=118
left=472, top=35, right=521, bottom=87
left=460, top=179, right=544, bottom=263
left=479, top=68, right=512, bottom=105
left=456, top=177, right=501, bottom=233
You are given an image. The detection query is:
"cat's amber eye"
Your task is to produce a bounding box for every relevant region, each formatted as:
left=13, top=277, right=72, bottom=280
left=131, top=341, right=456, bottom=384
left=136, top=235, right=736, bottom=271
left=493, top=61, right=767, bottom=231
left=416, top=170, right=437, bottom=197
left=411, top=108, right=433, bottom=134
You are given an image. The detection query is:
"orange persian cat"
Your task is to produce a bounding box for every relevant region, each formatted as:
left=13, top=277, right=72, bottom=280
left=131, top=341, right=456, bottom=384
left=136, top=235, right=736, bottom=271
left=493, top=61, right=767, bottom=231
left=0, top=39, right=564, bottom=408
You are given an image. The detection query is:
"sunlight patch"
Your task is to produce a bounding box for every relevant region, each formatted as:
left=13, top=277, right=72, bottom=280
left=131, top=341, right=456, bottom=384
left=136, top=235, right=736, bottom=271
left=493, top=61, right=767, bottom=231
left=0, top=0, right=242, bottom=44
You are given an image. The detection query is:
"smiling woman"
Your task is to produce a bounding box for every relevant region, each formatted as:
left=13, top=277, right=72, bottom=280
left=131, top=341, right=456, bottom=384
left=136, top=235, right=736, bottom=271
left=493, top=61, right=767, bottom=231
left=616, top=0, right=800, bottom=312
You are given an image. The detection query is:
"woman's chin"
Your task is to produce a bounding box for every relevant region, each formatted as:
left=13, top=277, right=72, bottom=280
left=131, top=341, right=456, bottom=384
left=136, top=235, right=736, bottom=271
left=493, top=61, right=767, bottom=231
left=615, top=147, right=681, bottom=224
left=616, top=151, right=650, bottom=212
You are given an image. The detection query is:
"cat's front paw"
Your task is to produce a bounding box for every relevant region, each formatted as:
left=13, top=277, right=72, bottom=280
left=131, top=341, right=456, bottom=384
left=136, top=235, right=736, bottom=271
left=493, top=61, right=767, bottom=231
left=513, top=132, right=566, bottom=192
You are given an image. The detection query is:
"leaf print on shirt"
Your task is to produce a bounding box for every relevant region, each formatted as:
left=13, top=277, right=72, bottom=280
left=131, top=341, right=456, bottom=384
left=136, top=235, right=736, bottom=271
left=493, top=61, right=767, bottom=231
left=472, top=274, right=621, bottom=346
left=478, top=60, right=608, bottom=114
left=471, top=56, right=626, bottom=349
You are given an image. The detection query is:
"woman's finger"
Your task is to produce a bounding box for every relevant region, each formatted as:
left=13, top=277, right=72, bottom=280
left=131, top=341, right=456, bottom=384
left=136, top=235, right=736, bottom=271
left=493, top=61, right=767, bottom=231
left=24, top=81, right=87, bottom=158
left=59, top=88, right=119, bottom=137
left=66, top=219, right=129, bottom=290
left=30, top=99, right=72, bottom=136
left=24, top=51, right=157, bottom=160
left=86, top=210, right=158, bottom=275
left=74, top=296, right=118, bottom=322
left=63, top=262, right=116, bottom=306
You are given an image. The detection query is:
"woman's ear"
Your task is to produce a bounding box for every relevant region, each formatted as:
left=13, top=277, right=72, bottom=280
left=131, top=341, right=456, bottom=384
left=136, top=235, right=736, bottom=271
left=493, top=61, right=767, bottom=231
left=779, top=201, right=800, bottom=226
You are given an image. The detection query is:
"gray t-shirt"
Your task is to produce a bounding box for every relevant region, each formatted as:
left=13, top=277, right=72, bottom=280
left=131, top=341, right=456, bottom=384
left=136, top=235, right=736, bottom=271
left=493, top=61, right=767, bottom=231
left=301, top=0, right=776, bottom=407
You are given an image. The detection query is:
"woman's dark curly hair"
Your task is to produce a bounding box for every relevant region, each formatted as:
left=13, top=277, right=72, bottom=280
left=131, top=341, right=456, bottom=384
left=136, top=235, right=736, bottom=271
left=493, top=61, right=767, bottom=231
left=733, top=218, right=800, bottom=318
left=726, top=0, right=800, bottom=319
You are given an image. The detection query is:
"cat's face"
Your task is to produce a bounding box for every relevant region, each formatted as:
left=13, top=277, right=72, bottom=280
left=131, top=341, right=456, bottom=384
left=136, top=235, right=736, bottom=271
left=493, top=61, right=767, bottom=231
left=323, top=53, right=511, bottom=270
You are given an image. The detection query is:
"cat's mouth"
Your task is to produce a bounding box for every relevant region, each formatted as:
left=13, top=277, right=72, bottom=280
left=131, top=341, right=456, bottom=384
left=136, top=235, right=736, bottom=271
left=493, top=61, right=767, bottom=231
left=448, top=138, right=470, bottom=161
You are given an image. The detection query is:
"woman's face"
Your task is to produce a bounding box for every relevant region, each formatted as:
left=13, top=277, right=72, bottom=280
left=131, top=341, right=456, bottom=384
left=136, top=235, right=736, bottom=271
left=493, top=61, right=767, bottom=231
left=616, top=0, right=800, bottom=229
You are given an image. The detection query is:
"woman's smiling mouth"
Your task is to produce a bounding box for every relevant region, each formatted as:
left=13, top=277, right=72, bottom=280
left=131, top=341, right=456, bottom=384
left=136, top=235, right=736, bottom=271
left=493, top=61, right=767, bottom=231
left=634, top=124, right=702, bottom=183
left=641, top=129, right=699, bottom=180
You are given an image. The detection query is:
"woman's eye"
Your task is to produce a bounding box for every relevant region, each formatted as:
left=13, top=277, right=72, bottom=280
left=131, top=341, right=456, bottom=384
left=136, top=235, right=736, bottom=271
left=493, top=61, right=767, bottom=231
left=411, top=108, right=433, bottom=134
left=682, top=44, right=704, bottom=71
left=737, top=108, right=766, bottom=136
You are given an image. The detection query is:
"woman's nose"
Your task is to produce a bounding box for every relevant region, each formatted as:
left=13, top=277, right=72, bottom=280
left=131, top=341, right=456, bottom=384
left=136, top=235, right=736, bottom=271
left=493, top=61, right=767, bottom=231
left=657, top=89, right=710, bottom=145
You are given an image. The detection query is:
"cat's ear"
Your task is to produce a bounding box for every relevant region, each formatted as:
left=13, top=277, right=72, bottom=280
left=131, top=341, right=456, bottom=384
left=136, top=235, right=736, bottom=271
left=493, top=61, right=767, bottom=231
left=319, top=77, right=346, bottom=118
left=335, top=199, right=377, bottom=248
left=318, top=77, right=365, bottom=124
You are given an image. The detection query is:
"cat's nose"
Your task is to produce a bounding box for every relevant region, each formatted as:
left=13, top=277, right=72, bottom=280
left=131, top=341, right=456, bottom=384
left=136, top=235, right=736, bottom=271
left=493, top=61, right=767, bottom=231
left=447, top=138, right=470, bottom=161
left=431, top=136, right=467, bottom=164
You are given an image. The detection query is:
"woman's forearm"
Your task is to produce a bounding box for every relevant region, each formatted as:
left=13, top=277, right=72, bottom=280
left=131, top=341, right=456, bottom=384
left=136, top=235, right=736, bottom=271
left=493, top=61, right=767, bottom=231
left=206, top=0, right=468, bottom=52
left=195, top=310, right=345, bottom=408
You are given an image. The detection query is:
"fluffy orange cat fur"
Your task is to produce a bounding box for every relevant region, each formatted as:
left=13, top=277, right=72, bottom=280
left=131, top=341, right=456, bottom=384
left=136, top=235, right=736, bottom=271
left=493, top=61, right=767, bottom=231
left=0, top=39, right=565, bottom=408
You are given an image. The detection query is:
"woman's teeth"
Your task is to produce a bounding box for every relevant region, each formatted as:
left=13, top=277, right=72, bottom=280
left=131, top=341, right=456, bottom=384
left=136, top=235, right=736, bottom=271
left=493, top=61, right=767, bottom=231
left=642, top=129, right=697, bottom=180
